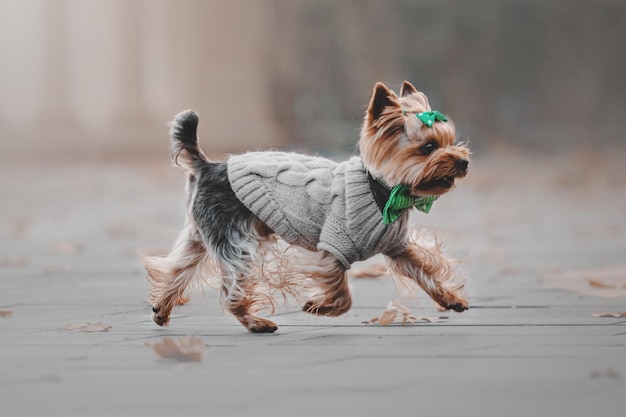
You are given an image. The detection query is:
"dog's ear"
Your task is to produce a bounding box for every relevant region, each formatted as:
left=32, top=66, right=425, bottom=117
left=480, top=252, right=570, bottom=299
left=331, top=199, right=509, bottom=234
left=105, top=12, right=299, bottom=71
left=399, top=81, right=418, bottom=97
left=368, top=82, right=401, bottom=123
left=400, top=81, right=430, bottom=108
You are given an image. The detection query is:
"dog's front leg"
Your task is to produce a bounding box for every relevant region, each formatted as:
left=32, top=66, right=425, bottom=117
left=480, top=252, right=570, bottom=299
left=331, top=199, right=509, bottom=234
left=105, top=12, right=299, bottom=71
left=301, top=251, right=352, bottom=317
left=386, top=241, right=468, bottom=312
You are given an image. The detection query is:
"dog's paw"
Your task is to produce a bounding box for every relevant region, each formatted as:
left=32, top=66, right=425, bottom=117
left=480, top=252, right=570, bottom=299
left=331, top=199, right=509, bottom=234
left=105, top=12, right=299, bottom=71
left=446, top=302, right=469, bottom=312
left=303, top=301, right=336, bottom=316
left=151, top=305, right=170, bottom=326
left=240, top=315, right=278, bottom=333
left=302, top=297, right=352, bottom=317
left=433, top=289, right=469, bottom=313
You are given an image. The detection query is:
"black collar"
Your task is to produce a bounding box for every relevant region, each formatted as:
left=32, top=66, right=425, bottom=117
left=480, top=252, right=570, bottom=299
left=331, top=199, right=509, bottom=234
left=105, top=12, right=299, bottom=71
left=367, top=171, right=391, bottom=213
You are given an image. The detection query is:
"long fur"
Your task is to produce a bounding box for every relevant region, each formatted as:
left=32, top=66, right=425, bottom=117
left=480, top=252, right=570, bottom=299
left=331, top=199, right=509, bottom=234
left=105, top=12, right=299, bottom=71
left=145, top=81, right=469, bottom=333
left=169, top=110, right=208, bottom=172
left=386, top=229, right=466, bottom=311
left=144, top=224, right=209, bottom=326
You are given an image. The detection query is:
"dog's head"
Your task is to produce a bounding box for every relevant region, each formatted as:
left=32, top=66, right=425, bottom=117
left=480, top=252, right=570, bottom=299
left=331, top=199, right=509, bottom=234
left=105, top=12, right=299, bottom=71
left=359, top=81, right=470, bottom=196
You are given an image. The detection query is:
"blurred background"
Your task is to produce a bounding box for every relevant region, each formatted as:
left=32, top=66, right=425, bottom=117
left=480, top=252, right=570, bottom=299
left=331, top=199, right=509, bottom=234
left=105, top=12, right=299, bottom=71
left=1, top=0, right=624, bottom=163
left=1, top=4, right=626, bottom=412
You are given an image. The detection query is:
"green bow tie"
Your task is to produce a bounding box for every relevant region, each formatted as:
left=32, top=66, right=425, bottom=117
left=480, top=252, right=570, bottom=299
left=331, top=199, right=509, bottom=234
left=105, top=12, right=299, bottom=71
left=382, top=184, right=439, bottom=225
left=416, top=111, right=448, bottom=127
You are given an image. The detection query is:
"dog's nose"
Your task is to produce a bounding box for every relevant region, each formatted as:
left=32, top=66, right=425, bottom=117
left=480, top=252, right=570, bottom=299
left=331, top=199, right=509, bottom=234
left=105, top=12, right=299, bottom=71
left=456, top=158, right=469, bottom=172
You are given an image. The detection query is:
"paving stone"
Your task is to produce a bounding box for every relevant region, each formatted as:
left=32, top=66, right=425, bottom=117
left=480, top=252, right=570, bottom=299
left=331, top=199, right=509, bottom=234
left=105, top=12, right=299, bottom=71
left=1, top=153, right=625, bottom=417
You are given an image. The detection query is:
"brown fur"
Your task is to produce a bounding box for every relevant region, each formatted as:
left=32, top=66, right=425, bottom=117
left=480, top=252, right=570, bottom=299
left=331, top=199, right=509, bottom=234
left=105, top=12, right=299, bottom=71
left=360, top=82, right=470, bottom=195
left=144, top=81, right=469, bottom=333
left=144, top=224, right=208, bottom=326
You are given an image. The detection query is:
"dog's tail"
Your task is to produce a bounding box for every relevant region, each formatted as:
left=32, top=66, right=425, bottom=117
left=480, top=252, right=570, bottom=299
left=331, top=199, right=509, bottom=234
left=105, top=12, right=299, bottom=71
left=169, top=110, right=208, bottom=171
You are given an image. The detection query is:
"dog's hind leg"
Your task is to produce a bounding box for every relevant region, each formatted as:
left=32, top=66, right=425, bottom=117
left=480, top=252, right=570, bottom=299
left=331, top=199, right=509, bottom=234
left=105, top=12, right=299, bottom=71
left=214, top=229, right=279, bottom=333
left=189, top=160, right=278, bottom=333
left=144, top=224, right=207, bottom=326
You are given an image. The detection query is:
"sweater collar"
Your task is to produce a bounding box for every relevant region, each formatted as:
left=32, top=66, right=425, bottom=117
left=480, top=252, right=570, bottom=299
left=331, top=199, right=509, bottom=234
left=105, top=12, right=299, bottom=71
left=367, top=171, right=392, bottom=214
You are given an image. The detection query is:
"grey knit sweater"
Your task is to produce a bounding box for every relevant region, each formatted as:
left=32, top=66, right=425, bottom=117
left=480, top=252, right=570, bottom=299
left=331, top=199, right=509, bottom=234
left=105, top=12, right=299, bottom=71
left=227, top=152, right=409, bottom=268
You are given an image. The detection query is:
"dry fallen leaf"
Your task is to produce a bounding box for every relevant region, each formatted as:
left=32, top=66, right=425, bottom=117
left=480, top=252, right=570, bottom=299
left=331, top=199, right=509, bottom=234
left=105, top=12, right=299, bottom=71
left=0, top=257, right=29, bottom=267
left=150, top=336, right=205, bottom=362
left=65, top=322, right=112, bottom=332
left=363, top=300, right=448, bottom=326
left=50, top=241, right=83, bottom=255
left=107, top=224, right=138, bottom=239
left=0, top=310, right=14, bottom=317
left=588, top=278, right=616, bottom=289
left=591, top=311, right=626, bottom=318
left=590, top=368, right=621, bottom=380
left=43, top=263, right=72, bottom=273
left=377, top=306, right=402, bottom=325
left=350, top=263, right=388, bottom=279
left=542, top=266, right=626, bottom=300
left=10, top=216, right=30, bottom=238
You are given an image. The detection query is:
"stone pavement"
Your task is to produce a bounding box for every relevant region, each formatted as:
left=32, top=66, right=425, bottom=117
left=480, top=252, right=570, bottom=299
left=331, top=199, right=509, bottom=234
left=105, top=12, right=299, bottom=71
left=1, top=151, right=625, bottom=417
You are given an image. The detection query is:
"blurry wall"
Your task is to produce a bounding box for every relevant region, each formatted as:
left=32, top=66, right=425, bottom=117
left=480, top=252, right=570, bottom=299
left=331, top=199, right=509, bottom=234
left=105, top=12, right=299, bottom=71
left=271, top=0, right=626, bottom=153
left=0, top=0, right=280, bottom=162
left=0, top=0, right=624, bottom=163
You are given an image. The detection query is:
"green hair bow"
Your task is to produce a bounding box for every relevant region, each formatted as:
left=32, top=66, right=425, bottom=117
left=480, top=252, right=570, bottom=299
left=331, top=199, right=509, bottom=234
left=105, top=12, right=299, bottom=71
left=414, top=110, right=448, bottom=127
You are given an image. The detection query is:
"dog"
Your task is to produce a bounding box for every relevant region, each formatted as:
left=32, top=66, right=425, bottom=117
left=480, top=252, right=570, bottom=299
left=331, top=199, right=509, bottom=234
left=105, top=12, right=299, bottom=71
left=144, top=81, right=470, bottom=333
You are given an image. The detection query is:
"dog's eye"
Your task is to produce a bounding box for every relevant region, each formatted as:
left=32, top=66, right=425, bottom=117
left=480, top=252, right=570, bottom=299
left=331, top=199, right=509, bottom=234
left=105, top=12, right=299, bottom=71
left=420, top=141, right=438, bottom=155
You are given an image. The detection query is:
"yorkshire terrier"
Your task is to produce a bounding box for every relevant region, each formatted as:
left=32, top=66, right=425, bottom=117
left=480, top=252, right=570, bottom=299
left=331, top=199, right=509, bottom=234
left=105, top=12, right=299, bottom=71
left=144, top=81, right=470, bottom=333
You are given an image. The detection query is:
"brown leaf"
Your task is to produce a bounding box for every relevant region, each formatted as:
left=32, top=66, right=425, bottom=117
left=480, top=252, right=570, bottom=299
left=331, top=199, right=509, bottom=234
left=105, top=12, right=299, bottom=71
left=43, top=263, right=72, bottom=273
left=363, top=300, right=450, bottom=326
left=151, top=336, right=205, bottom=362
left=65, top=322, right=112, bottom=332
left=107, top=224, right=138, bottom=239
left=588, top=278, right=616, bottom=289
left=0, top=310, right=14, bottom=317
left=541, top=266, right=626, bottom=300
left=0, top=257, right=29, bottom=267
left=377, top=308, right=399, bottom=325
left=10, top=216, right=30, bottom=238
left=363, top=301, right=410, bottom=326
left=591, top=311, right=626, bottom=318
left=50, top=242, right=83, bottom=255
left=590, top=368, right=621, bottom=380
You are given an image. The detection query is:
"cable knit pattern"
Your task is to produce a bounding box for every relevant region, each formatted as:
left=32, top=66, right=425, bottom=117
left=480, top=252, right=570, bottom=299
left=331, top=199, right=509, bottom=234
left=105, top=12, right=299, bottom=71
left=227, top=152, right=408, bottom=268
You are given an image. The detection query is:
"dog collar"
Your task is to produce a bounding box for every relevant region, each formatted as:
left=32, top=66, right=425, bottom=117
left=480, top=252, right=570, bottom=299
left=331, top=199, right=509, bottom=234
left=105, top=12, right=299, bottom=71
left=403, top=110, right=448, bottom=127
left=367, top=173, right=438, bottom=225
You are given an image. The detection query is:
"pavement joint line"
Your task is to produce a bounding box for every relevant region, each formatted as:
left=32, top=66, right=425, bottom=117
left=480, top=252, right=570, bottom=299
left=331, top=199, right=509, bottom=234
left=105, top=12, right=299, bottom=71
left=279, top=354, right=596, bottom=366
left=466, top=305, right=550, bottom=309
left=14, top=321, right=626, bottom=337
